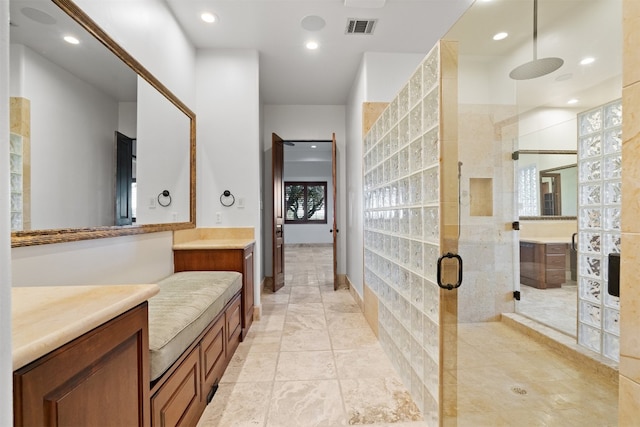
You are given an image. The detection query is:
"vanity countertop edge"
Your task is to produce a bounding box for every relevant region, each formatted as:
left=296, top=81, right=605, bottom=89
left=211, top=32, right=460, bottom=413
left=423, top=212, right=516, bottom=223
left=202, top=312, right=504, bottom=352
left=12, top=283, right=159, bottom=370
left=519, top=237, right=572, bottom=245
left=172, top=238, right=256, bottom=250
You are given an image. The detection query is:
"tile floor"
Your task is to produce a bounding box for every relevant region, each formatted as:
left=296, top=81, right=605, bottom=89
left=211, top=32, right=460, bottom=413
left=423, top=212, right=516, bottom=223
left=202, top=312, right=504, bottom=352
left=197, top=245, right=618, bottom=427
left=452, top=321, right=618, bottom=426
left=518, top=281, right=578, bottom=337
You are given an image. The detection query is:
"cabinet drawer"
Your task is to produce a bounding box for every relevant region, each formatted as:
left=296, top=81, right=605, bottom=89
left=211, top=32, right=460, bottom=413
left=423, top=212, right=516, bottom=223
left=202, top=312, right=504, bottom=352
left=546, top=244, right=567, bottom=254
left=226, top=295, right=242, bottom=357
left=545, top=269, right=566, bottom=284
left=545, top=254, right=566, bottom=269
left=152, top=347, right=202, bottom=427
left=201, top=314, right=226, bottom=392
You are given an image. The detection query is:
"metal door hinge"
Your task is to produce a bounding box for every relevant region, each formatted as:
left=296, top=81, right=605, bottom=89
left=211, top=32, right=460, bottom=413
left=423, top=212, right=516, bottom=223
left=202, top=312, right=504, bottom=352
left=513, top=291, right=521, bottom=301
left=512, top=221, right=520, bottom=230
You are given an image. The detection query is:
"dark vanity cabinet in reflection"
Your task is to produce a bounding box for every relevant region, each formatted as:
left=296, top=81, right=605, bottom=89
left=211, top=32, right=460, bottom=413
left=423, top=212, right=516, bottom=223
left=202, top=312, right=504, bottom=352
left=520, top=240, right=567, bottom=289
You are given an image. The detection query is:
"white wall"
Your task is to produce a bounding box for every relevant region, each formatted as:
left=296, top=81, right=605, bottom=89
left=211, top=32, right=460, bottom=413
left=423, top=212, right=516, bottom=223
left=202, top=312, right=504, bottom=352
left=12, top=232, right=175, bottom=286
left=345, top=60, right=367, bottom=296
left=11, top=44, right=119, bottom=229
left=262, top=105, right=346, bottom=277
left=1, top=0, right=12, bottom=423
left=283, top=161, right=333, bottom=245
left=10, top=0, right=196, bottom=287
left=118, top=102, right=137, bottom=138
left=74, top=0, right=196, bottom=107
left=362, top=52, right=426, bottom=102
left=195, top=48, right=262, bottom=300
left=345, top=52, right=425, bottom=296
left=136, top=78, right=190, bottom=224
left=4, top=1, right=195, bottom=416
left=518, top=108, right=580, bottom=150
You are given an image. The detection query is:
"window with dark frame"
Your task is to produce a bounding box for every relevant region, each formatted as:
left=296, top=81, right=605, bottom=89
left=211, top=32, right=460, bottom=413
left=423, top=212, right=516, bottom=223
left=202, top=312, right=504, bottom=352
left=285, top=181, right=327, bottom=224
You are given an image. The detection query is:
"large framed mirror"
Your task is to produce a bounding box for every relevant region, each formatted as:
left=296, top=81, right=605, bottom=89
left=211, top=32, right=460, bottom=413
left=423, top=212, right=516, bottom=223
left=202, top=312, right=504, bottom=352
left=517, top=150, right=577, bottom=219
left=9, top=0, right=196, bottom=247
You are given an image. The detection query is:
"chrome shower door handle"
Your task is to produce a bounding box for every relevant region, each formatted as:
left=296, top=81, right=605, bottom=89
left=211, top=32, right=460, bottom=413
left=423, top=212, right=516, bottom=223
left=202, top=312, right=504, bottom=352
left=437, top=252, right=463, bottom=290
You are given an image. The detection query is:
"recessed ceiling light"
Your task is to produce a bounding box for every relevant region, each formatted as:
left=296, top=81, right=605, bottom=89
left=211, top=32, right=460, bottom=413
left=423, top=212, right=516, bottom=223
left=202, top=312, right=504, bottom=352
left=567, top=98, right=579, bottom=105
left=63, top=35, right=79, bottom=45
left=201, top=12, right=217, bottom=23
left=493, top=32, right=508, bottom=41
left=311, top=145, right=317, bottom=148
left=580, top=57, right=595, bottom=65
left=306, top=41, right=319, bottom=50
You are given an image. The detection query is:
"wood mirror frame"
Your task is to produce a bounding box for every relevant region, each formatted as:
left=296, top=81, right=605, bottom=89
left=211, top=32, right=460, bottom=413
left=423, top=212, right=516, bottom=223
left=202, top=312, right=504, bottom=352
left=517, top=150, right=577, bottom=221
left=11, top=0, right=196, bottom=248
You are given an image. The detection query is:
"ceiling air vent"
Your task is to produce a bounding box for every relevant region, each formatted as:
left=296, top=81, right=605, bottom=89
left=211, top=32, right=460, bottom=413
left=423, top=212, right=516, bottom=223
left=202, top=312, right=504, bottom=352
left=345, top=18, right=377, bottom=35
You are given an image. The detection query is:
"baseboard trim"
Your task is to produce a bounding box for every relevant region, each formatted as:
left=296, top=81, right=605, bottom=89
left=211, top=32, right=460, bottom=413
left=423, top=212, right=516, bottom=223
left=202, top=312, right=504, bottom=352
left=253, top=305, right=261, bottom=321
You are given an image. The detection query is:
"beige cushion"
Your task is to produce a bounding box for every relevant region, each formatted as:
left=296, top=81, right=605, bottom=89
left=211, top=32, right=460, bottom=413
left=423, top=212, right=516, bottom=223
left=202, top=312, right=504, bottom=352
left=148, top=271, right=242, bottom=381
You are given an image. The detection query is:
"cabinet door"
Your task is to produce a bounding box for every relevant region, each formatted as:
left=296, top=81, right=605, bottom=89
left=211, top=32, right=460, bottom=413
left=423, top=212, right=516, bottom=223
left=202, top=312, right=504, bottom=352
left=14, top=304, right=150, bottom=427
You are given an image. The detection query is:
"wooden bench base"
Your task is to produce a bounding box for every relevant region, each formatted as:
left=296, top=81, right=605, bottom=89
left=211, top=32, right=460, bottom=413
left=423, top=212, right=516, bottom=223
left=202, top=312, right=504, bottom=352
left=150, top=292, right=242, bottom=426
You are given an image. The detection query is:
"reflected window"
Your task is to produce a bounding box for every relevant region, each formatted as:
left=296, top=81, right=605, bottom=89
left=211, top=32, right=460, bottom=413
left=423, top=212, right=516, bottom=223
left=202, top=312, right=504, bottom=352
left=519, top=164, right=539, bottom=216
left=285, top=182, right=327, bottom=223
left=131, top=182, right=137, bottom=222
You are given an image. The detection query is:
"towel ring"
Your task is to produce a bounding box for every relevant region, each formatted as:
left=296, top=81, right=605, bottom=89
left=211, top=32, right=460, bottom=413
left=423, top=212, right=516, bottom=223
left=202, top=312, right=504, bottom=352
left=158, top=190, right=172, bottom=207
left=220, top=190, right=235, bottom=207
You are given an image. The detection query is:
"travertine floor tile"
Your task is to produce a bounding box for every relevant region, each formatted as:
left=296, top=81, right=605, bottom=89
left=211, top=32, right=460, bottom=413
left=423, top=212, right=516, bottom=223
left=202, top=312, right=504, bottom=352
left=266, top=380, right=347, bottom=427
left=275, top=350, right=337, bottom=381
left=196, top=382, right=272, bottom=427
left=329, top=327, right=379, bottom=350
left=341, top=377, right=422, bottom=425
left=518, top=282, right=577, bottom=337
left=326, top=311, right=371, bottom=331
left=198, top=245, right=616, bottom=427
left=242, top=330, right=282, bottom=353
left=280, top=328, right=332, bottom=351
left=220, top=351, right=278, bottom=383
left=334, top=348, right=399, bottom=379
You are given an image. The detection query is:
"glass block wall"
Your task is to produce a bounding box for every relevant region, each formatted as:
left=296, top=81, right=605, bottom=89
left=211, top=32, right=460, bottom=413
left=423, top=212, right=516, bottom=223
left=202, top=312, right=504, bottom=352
left=577, top=99, right=621, bottom=361
left=363, top=43, right=446, bottom=422
left=10, top=132, right=23, bottom=231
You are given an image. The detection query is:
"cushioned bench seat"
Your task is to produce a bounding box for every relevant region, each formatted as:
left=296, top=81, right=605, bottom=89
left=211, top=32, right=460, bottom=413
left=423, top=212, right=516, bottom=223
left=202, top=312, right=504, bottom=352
left=148, top=271, right=242, bottom=381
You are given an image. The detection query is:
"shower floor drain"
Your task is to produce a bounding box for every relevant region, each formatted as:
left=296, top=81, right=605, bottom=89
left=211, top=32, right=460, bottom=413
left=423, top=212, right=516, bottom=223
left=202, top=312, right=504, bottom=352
left=511, top=386, right=527, bottom=395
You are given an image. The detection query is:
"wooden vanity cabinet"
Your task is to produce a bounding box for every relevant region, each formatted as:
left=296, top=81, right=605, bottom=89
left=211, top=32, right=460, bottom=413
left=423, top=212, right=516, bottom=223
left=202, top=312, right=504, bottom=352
left=13, top=303, right=150, bottom=427
left=173, top=243, right=254, bottom=339
left=520, top=241, right=567, bottom=289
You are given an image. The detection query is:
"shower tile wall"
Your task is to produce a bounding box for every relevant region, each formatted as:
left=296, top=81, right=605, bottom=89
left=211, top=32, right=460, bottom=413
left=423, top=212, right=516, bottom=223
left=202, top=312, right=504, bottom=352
left=457, top=104, right=517, bottom=322
left=577, top=99, right=621, bottom=361
left=363, top=44, right=444, bottom=425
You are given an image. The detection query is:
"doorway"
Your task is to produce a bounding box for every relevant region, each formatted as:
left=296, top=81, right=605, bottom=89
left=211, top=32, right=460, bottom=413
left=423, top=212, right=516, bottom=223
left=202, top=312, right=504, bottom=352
left=515, top=149, right=579, bottom=337
left=271, top=133, right=338, bottom=292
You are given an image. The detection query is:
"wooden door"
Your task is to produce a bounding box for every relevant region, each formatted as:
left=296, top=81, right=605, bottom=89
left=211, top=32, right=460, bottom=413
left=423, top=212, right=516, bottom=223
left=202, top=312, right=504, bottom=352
left=272, top=133, right=285, bottom=292
left=331, top=133, right=338, bottom=290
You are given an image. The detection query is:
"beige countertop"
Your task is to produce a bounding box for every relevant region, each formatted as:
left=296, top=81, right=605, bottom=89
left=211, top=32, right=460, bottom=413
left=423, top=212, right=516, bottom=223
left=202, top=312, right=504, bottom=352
left=520, top=237, right=572, bottom=245
left=172, top=238, right=255, bottom=250
left=12, top=284, right=159, bottom=370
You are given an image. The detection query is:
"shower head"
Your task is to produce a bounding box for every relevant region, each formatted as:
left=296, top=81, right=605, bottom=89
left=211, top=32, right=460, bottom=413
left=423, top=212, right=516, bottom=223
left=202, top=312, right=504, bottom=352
left=509, top=57, right=564, bottom=80
left=509, top=0, right=563, bottom=80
